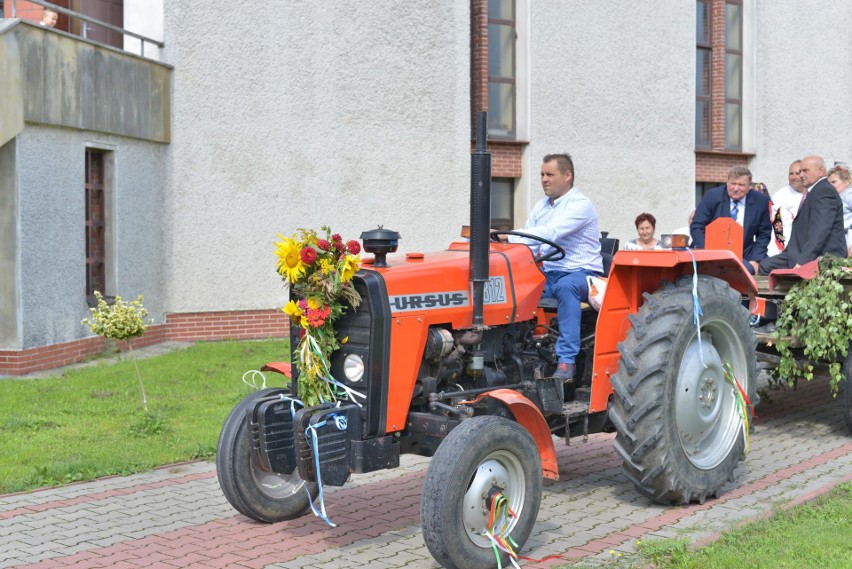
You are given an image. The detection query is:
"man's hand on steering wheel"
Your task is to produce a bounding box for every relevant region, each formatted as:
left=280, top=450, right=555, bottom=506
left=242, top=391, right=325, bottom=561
left=489, top=230, right=566, bottom=263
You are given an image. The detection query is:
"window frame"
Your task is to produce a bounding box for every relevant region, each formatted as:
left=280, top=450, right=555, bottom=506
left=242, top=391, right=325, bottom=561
left=487, top=0, right=517, bottom=139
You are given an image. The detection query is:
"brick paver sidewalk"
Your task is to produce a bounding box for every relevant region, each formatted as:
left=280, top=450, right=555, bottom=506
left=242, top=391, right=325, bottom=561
left=2, top=374, right=850, bottom=569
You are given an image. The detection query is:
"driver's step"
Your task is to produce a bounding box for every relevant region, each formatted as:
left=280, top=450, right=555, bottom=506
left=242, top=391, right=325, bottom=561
left=563, top=401, right=590, bottom=419
left=562, top=400, right=590, bottom=445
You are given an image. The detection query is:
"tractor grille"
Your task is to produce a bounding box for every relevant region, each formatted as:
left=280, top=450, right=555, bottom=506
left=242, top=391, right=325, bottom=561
left=327, top=270, right=390, bottom=437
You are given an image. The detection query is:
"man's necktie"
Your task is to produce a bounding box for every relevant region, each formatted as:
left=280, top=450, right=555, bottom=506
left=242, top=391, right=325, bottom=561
left=730, top=200, right=740, bottom=222
left=799, top=189, right=808, bottom=209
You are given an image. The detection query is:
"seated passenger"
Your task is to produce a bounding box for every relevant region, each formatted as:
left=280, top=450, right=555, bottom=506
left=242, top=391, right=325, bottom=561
left=827, top=164, right=852, bottom=255
left=759, top=155, right=847, bottom=274
left=622, top=213, right=663, bottom=250
left=690, top=166, right=772, bottom=274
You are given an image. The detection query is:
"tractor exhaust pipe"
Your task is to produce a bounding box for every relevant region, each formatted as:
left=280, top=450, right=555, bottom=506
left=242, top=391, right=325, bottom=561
left=469, top=111, right=491, bottom=327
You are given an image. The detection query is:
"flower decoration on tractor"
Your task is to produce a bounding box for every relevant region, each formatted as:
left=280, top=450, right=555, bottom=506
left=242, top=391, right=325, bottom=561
left=274, top=226, right=362, bottom=406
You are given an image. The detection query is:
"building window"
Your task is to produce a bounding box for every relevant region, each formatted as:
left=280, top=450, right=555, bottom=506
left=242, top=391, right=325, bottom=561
left=725, top=1, right=743, bottom=150
left=85, top=150, right=106, bottom=301
left=491, top=178, right=515, bottom=231
left=695, top=0, right=745, bottom=151
left=695, top=181, right=719, bottom=203
left=488, top=0, right=515, bottom=138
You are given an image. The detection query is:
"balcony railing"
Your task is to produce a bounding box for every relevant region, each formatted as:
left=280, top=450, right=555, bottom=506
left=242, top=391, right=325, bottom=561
left=10, top=0, right=163, bottom=58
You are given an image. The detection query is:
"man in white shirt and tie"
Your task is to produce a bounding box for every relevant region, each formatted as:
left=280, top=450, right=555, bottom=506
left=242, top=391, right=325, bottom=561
left=690, top=166, right=773, bottom=274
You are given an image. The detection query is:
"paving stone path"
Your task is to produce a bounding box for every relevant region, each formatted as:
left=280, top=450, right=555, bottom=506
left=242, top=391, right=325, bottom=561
left=2, top=374, right=850, bottom=568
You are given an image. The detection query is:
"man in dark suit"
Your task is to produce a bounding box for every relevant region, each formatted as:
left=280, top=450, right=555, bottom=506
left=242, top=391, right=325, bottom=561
left=758, top=155, right=847, bottom=274
left=691, top=166, right=772, bottom=274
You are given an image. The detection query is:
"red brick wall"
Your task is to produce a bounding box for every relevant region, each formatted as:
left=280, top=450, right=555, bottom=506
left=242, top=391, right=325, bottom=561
left=470, top=0, right=488, bottom=135
left=165, top=310, right=289, bottom=342
left=5, top=1, right=42, bottom=21
left=488, top=141, right=523, bottom=178
left=696, top=151, right=752, bottom=184
left=0, top=309, right=289, bottom=376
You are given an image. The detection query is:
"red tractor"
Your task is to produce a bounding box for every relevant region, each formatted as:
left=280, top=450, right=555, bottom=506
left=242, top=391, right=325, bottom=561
left=216, top=115, right=758, bottom=569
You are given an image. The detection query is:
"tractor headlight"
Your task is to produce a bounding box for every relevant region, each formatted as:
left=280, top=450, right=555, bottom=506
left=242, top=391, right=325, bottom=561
left=343, top=354, right=365, bottom=383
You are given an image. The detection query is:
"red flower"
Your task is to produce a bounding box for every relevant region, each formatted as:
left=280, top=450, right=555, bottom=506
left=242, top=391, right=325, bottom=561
left=300, top=246, right=317, bottom=265
left=306, top=305, right=331, bottom=327
left=333, top=241, right=345, bottom=253
left=346, top=240, right=361, bottom=255
left=316, top=239, right=332, bottom=251
left=332, top=233, right=343, bottom=243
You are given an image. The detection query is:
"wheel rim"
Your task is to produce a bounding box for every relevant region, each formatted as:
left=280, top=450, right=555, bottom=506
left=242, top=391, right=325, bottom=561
left=461, top=450, right=526, bottom=548
left=252, top=463, right=307, bottom=500
left=675, top=317, right=746, bottom=469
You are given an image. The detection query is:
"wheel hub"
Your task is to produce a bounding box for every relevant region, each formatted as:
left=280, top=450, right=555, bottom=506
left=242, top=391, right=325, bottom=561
left=698, top=375, right=719, bottom=409
left=464, top=460, right=510, bottom=531
left=676, top=328, right=742, bottom=469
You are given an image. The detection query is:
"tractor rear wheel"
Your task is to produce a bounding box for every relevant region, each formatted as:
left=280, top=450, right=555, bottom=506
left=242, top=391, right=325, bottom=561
left=216, top=388, right=318, bottom=522
left=840, top=353, right=852, bottom=434
left=610, top=276, right=757, bottom=504
left=420, top=416, right=542, bottom=569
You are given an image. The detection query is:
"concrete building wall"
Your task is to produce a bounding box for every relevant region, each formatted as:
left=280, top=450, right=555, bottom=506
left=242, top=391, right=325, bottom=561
left=14, top=125, right=167, bottom=349
left=525, top=2, right=697, bottom=242
left=123, top=0, right=163, bottom=60
left=749, top=1, right=852, bottom=191
left=160, top=2, right=472, bottom=313
left=0, top=139, right=18, bottom=349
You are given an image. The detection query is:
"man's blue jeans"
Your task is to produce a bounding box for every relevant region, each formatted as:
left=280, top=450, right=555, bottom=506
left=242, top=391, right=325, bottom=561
left=542, top=269, right=596, bottom=364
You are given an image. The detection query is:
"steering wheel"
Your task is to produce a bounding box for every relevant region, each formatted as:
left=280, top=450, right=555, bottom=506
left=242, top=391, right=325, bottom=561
left=490, top=230, right=567, bottom=264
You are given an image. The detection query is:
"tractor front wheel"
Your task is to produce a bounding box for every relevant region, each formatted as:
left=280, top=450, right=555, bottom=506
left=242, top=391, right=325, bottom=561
left=216, top=388, right=318, bottom=522
left=420, top=416, right=542, bottom=569
left=610, top=276, right=757, bottom=504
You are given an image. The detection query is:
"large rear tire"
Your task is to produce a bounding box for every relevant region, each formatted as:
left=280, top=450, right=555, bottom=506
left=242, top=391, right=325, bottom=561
left=610, top=276, right=757, bottom=504
left=420, top=416, right=542, bottom=569
left=216, top=388, right=318, bottom=522
left=841, top=353, right=852, bottom=435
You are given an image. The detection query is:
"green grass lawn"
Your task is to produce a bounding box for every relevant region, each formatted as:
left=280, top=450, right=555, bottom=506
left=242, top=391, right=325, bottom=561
left=579, top=482, right=852, bottom=569
left=0, top=339, right=289, bottom=494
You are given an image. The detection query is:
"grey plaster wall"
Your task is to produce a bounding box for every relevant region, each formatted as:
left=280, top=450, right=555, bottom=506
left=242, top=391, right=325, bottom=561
left=748, top=1, right=852, bottom=190
left=160, top=2, right=471, bottom=313
left=0, top=139, right=18, bottom=348
left=15, top=125, right=166, bottom=349
left=526, top=2, right=697, bottom=241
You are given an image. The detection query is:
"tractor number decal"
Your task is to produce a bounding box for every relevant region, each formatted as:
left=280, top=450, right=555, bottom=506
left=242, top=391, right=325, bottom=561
left=389, top=291, right=469, bottom=312
left=482, top=276, right=507, bottom=305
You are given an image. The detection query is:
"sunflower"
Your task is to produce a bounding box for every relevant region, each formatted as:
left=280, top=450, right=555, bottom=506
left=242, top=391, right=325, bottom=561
left=340, top=254, right=360, bottom=283
left=282, top=300, right=303, bottom=319
left=274, top=234, right=306, bottom=284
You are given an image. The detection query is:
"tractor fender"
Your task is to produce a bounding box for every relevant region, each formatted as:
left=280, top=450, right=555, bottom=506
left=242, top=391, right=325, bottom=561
left=260, top=362, right=292, bottom=377
left=590, top=233, right=758, bottom=413
left=465, top=389, right=559, bottom=480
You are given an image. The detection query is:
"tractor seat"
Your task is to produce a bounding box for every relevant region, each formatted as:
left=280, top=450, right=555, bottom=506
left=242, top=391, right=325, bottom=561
left=538, top=298, right=591, bottom=311
left=537, top=232, right=617, bottom=312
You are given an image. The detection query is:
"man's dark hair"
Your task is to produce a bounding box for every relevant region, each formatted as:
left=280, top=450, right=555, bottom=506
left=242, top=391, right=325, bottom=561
left=727, top=165, right=752, bottom=183
left=543, top=153, right=574, bottom=176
